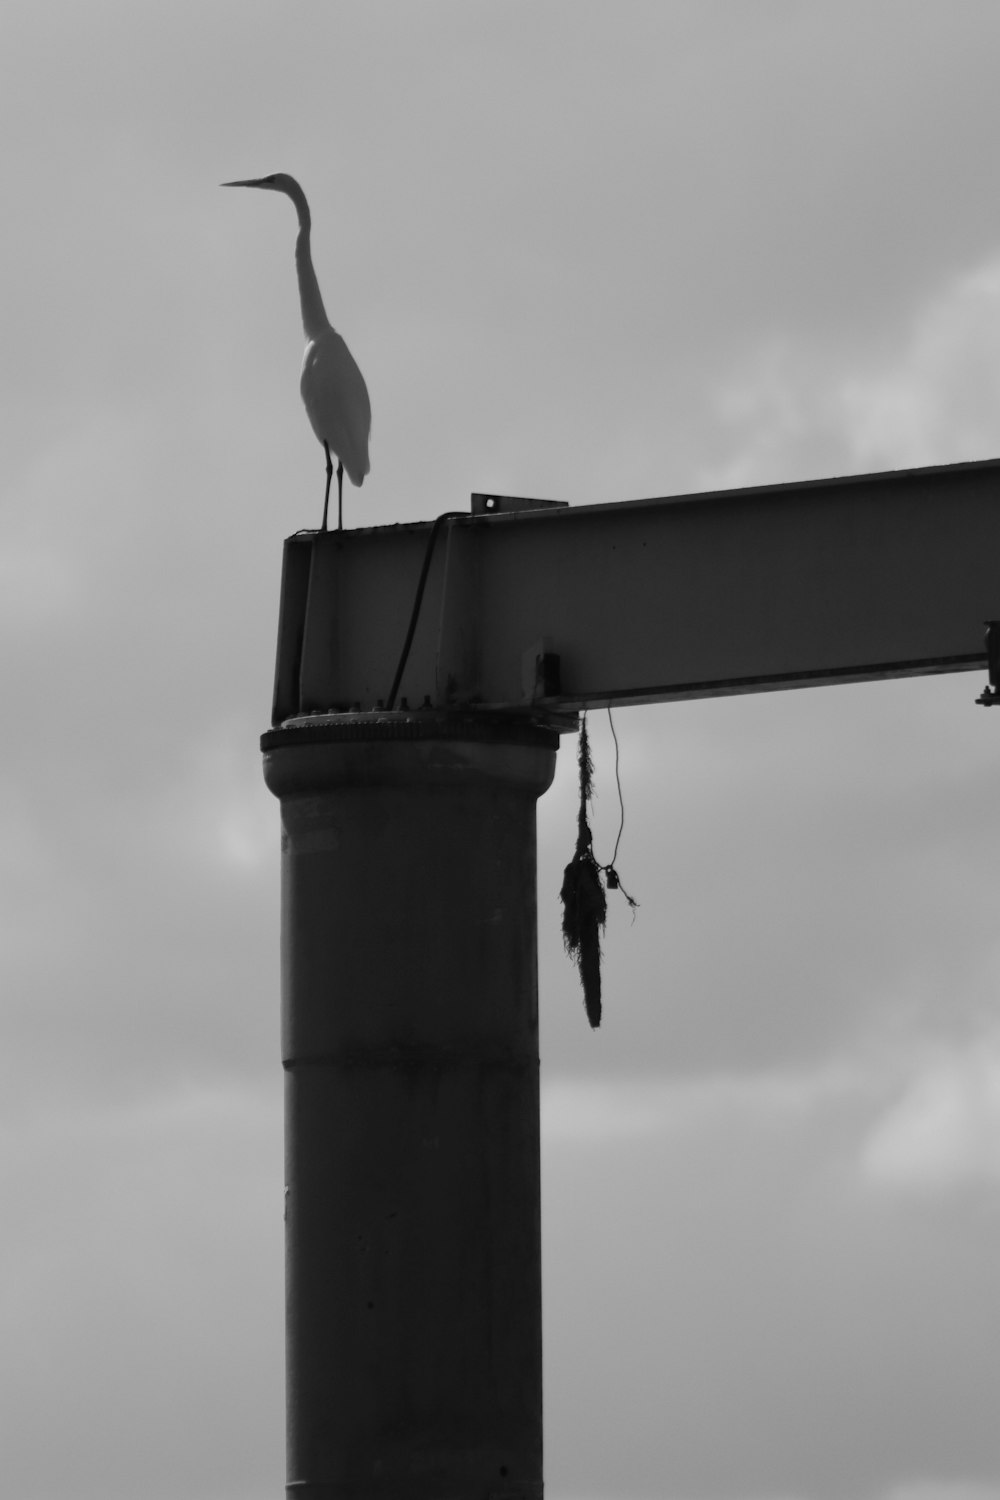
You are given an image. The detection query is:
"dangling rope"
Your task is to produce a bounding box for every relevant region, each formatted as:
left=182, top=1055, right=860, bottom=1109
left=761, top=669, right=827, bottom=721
left=560, top=716, right=606, bottom=1026
left=560, top=710, right=637, bottom=1028
left=603, top=707, right=639, bottom=912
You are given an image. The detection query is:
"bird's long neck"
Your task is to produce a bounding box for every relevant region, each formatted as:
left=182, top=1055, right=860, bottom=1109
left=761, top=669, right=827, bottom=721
left=287, top=184, right=330, bottom=340
left=295, top=227, right=330, bottom=340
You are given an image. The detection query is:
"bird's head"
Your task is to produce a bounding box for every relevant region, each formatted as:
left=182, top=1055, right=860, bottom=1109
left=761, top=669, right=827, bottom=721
left=222, top=172, right=310, bottom=229
left=222, top=172, right=301, bottom=197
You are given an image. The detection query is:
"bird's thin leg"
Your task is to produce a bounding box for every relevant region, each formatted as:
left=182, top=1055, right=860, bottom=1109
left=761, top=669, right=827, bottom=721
left=337, top=461, right=344, bottom=531
left=321, top=443, right=333, bottom=532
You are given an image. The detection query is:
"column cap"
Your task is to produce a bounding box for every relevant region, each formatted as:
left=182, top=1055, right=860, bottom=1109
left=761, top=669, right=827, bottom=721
left=262, top=708, right=572, bottom=753
left=261, top=710, right=567, bottom=800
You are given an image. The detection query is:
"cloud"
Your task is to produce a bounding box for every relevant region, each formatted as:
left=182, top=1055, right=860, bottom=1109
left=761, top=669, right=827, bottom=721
left=544, top=1028, right=1000, bottom=1192
left=6, top=8, right=1000, bottom=1499
left=861, top=1032, right=1000, bottom=1190
left=1, top=1082, right=283, bottom=1500
left=165, top=727, right=277, bottom=877
left=542, top=1065, right=858, bottom=1146
left=843, top=260, right=1000, bottom=469
left=702, top=253, right=1000, bottom=491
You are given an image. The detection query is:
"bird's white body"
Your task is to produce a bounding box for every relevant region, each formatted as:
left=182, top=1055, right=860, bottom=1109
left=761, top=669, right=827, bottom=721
left=224, top=171, right=370, bottom=528
left=300, top=329, right=370, bottom=489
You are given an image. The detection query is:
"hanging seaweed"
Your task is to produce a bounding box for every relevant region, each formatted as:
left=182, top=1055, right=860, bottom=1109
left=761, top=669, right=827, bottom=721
left=560, top=710, right=639, bottom=1029
left=560, top=715, right=606, bottom=1026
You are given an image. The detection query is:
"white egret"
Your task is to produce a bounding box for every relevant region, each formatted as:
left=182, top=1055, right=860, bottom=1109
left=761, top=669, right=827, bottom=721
left=223, top=173, right=371, bottom=531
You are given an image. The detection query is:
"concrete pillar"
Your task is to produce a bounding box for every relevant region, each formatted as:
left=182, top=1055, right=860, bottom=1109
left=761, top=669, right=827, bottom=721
left=261, top=714, right=558, bottom=1500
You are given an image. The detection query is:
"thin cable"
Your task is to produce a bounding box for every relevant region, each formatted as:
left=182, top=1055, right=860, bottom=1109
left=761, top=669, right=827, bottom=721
left=600, top=706, right=638, bottom=913
left=607, top=705, right=626, bottom=866
left=385, top=511, right=467, bottom=710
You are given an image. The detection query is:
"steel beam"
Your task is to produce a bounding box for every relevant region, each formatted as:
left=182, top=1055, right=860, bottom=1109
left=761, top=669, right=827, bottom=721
left=271, top=458, right=1000, bottom=720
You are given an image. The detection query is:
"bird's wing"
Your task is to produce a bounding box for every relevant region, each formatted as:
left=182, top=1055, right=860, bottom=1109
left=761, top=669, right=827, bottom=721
left=300, top=331, right=371, bottom=486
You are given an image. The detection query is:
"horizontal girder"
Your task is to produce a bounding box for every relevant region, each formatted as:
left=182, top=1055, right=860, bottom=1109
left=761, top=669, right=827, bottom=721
left=271, top=457, right=1000, bottom=723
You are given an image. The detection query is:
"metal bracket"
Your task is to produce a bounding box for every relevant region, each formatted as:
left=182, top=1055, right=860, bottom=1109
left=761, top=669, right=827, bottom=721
left=521, top=639, right=562, bottom=703
left=471, top=493, right=570, bottom=515
left=976, top=619, right=1000, bottom=705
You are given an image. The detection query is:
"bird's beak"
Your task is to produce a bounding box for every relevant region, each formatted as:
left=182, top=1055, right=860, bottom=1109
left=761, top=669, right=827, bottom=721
left=221, top=178, right=263, bottom=188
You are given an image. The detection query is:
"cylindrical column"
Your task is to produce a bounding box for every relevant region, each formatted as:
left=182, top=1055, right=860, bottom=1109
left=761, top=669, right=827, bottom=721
left=262, top=714, right=558, bottom=1500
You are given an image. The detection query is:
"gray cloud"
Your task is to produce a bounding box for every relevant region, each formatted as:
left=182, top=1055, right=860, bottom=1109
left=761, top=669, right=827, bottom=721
left=3, top=4, right=1000, bottom=1498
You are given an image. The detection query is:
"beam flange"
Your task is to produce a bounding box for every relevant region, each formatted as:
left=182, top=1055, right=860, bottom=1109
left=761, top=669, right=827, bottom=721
left=272, top=457, right=1000, bottom=723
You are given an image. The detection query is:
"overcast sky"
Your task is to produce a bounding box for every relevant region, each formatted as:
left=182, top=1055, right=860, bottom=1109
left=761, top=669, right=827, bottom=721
left=4, top=3, right=1000, bottom=1498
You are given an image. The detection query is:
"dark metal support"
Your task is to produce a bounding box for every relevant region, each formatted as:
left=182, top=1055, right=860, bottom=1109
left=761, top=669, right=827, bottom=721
left=262, top=714, right=558, bottom=1500
left=259, top=452, right=1000, bottom=1496
left=976, top=619, right=1000, bottom=704
left=272, top=458, right=1000, bottom=719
